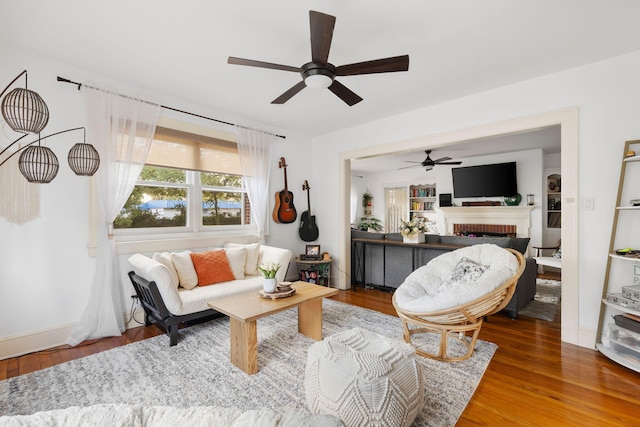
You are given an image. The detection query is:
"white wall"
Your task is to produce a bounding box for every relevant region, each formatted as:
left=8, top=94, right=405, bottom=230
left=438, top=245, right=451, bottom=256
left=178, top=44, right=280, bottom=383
left=311, top=49, right=640, bottom=346
left=0, top=46, right=311, bottom=357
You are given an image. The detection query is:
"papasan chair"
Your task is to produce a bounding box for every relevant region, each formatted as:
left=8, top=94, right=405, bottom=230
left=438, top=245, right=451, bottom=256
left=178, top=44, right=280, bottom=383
left=392, top=243, right=525, bottom=362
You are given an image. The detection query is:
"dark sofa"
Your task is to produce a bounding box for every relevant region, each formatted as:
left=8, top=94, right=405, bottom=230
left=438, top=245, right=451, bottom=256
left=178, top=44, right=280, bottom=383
left=351, top=230, right=537, bottom=319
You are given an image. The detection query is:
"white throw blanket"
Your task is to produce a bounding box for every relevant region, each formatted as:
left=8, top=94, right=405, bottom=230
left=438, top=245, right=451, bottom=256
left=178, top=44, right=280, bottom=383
left=0, top=404, right=343, bottom=427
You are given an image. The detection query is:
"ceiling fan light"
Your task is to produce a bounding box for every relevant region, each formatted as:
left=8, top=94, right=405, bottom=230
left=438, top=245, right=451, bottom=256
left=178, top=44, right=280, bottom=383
left=1, top=88, right=50, bottom=134
left=18, top=144, right=59, bottom=183
left=68, top=142, right=100, bottom=176
left=304, top=74, right=333, bottom=90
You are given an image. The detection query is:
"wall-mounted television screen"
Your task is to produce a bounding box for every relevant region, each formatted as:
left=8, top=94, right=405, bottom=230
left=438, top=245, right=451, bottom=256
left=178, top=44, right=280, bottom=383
left=452, top=162, right=517, bottom=198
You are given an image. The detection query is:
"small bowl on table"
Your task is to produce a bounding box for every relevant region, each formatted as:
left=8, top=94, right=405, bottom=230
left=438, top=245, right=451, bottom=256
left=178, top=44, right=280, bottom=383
left=277, top=281, right=293, bottom=292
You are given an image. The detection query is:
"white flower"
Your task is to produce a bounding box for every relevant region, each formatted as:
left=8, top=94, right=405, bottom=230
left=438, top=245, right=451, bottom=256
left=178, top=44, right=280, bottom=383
left=399, top=219, right=426, bottom=237
left=258, top=261, right=281, bottom=279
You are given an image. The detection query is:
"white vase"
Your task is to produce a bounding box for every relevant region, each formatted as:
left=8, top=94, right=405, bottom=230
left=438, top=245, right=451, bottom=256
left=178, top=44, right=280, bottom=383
left=263, top=278, right=277, bottom=293
left=403, top=233, right=425, bottom=244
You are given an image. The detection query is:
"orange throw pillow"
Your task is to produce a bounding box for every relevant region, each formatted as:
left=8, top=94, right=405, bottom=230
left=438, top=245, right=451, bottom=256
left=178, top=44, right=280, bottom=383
left=190, top=250, right=235, bottom=286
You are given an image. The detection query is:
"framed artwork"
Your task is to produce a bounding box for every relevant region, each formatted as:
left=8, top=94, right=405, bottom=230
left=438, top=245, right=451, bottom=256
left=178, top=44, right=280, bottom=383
left=306, top=244, right=321, bottom=256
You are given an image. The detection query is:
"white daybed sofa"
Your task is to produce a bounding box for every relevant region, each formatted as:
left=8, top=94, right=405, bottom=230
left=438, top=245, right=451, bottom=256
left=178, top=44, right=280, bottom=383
left=128, top=243, right=292, bottom=346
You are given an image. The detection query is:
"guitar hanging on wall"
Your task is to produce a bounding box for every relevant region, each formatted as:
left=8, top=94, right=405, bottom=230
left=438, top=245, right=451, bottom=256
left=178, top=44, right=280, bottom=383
left=272, top=157, right=297, bottom=224
left=299, top=180, right=319, bottom=241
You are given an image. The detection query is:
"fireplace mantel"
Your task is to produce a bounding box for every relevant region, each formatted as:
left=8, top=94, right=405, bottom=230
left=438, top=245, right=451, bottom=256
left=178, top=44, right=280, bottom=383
left=437, top=206, right=535, bottom=238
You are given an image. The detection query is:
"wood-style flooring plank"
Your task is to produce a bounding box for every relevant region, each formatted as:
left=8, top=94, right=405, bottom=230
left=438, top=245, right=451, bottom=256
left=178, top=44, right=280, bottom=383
left=3, top=272, right=640, bottom=427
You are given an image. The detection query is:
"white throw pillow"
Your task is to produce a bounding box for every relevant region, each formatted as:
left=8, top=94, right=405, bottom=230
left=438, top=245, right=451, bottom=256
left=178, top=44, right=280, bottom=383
left=225, top=242, right=260, bottom=276
left=152, top=252, right=179, bottom=289
left=224, top=247, right=247, bottom=279
left=438, top=257, right=489, bottom=292
left=170, top=251, right=198, bottom=290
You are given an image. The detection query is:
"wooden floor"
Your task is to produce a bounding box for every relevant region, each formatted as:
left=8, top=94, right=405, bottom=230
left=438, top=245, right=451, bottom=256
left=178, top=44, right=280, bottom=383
left=2, top=272, right=639, bottom=426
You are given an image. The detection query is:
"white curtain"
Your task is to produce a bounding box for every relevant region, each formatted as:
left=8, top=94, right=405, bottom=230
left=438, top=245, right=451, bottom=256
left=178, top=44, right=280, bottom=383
left=235, top=126, right=276, bottom=241
left=67, top=84, right=160, bottom=346
left=385, top=187, right=408, bottom=233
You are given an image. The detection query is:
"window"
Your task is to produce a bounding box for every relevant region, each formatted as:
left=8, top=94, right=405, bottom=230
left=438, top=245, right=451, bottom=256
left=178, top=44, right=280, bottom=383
left=114, top=126, right=253, bottom=233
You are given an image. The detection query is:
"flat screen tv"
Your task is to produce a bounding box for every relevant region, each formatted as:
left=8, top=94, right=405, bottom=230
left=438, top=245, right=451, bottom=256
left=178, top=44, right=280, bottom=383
left=451, top=162, right=517, bottom=198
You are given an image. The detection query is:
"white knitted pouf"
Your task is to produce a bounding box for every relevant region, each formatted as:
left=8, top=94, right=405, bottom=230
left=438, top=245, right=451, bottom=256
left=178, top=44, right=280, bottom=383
left=305, top=328, right=423, bottom=427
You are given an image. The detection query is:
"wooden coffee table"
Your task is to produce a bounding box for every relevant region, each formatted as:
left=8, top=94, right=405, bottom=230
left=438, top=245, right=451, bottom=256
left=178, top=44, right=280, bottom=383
left=207, top=281, right=338, bottom=375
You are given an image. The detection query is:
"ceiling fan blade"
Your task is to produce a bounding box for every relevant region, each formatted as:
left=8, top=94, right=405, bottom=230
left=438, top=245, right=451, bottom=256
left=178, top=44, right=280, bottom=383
left=437, top=161, right=462, bottom=165
left=309, top=10, right=335, bottom=65
left=228, top=57, right=301, bottom=73
left=336, top=55, right=409, bottom=76
left=271, top=81, right=307, bottom=104
left=328, top=80, right=363, bottom=106
left=432, top=156, right=452, bottom=163
left=397, top=164, right=421, bottom=170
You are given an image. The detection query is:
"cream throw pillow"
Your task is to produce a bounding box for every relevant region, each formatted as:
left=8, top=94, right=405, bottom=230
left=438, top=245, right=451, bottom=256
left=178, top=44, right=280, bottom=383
left=225, top=243, right=260, bottom=276
left=170, top=251, right=198, bottom=290
left=224, top=247, right=247, bottom=279
left=152, top=252, right=179, bottom=289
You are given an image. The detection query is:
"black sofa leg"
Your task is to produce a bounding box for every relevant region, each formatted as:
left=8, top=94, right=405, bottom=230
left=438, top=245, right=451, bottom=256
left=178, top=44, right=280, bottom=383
left=144, top=312, right=152, bottom=327
left=168, top=325, right=179, bottom=347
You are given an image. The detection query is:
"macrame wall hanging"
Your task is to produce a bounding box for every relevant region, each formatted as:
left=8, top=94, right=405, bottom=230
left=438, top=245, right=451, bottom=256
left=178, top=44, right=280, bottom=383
left=0, top=141, right=40, bottom=224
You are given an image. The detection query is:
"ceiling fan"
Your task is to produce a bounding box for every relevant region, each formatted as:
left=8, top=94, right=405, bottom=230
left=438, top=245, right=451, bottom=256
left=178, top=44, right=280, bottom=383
left=227, top=10, right=409, bottom=106
left=399, top=150, right=462, bottom=171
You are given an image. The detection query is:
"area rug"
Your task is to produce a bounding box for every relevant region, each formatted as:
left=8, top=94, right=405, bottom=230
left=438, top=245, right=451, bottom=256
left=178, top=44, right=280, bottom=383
left=0, top=299, right=497, bottom=427
left=518, top=279, right=561, bottom=321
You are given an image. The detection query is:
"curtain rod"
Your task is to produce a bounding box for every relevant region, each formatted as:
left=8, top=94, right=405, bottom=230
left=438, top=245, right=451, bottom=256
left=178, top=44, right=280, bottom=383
left=56, top=76, right=286, bottom=139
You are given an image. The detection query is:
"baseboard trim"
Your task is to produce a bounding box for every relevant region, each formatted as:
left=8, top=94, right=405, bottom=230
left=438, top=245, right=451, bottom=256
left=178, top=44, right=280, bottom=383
left=0, top=323, right=76, bottom=360
left=2, top=308, right=149, bottom=361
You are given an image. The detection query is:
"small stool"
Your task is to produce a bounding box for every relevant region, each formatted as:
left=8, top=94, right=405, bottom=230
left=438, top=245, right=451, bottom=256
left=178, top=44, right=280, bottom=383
left=305, top=328, right=423, bottom=427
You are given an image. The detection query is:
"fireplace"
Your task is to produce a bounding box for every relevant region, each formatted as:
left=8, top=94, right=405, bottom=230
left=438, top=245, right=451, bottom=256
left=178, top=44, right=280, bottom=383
left=438, top=206, right=534, bottom=238
left=453, top=223, right=516, bottom=237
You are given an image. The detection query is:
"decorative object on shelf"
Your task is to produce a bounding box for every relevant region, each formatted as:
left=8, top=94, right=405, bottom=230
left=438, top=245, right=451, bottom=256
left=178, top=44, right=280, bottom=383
left=306, top=244, right=321, bottom=256
left=400, top=218, right=426, bottom=243
left=358, top=216, right=382, bottom=232
left=626, top=150, right=636, bottom=158
left=503, top=193, right=522, bottom=206
left=258, top=261, right=281, bottom=293
left=527, top=194, right=534, bottom=206
left=0, top=70, right=100, bottom=183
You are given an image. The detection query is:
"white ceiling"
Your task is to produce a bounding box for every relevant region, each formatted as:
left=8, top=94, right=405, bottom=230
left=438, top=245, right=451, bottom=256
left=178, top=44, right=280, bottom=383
left=2, top=0, right=640, bottom=141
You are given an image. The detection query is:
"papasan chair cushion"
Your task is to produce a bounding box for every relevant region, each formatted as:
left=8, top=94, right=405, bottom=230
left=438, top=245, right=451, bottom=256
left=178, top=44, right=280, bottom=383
left=394, top=243, right=520, bottom=313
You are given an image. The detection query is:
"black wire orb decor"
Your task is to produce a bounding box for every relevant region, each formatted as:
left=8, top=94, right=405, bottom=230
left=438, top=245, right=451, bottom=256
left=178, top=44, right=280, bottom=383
left=1, top=87, right=49, bottom=135
left=1, top=70, right=100, bottom=183
left=18, top=137, right=59, bottom=183
left=68, top=140, right=100, bottom=176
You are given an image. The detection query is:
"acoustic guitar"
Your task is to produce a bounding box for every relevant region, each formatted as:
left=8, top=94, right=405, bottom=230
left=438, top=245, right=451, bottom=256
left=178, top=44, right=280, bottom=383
left=272, top=157, right=297, bottom=223
left=299, top=180, right=319, bottom=241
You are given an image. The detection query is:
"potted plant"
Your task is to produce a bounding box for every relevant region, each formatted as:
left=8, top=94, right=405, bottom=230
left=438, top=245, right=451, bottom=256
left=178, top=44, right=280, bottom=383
left=358, top=216, right=383, bottom=232
left=258, top=261, right=281, bottom=293
left=362, top=192, right=373, bottom=215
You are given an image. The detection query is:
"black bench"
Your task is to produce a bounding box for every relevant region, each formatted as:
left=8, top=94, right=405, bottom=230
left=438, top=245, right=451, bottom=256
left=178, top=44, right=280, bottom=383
left=128, top=271, right=224, bottom=346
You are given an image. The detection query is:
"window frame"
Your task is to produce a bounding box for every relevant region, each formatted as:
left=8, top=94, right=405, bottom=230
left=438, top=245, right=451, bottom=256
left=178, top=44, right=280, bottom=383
left=90, top=120, right=259, bottom=256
